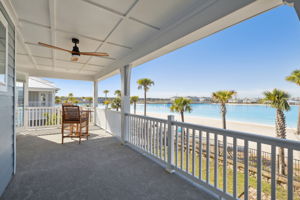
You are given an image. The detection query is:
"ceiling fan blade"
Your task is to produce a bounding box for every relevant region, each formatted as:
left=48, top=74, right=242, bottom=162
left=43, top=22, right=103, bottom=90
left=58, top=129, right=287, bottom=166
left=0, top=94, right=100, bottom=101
left=79, top=52, right=109, bottom=57
left=38, top=42, right=72, bottom=53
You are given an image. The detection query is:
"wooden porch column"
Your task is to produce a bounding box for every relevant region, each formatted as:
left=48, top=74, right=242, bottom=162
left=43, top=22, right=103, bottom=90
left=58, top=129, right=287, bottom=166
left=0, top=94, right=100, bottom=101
left=120, top=64, right=131, bottom=144
left=93, top=80, right=98, bottom=125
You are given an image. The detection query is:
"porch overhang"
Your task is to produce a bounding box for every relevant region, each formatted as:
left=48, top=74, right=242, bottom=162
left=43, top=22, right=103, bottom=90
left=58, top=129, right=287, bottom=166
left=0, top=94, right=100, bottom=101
left=3, top=0, right=285, bottom=81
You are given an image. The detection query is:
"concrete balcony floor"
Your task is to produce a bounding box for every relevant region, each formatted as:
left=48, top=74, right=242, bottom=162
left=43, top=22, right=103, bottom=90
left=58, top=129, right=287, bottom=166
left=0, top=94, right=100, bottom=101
left=1, top=127, right=214, bottom=200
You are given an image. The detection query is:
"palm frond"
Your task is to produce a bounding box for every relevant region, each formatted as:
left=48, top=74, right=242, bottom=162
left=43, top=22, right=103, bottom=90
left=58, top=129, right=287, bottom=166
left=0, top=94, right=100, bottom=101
left=262, top=89, right=290, bottom=111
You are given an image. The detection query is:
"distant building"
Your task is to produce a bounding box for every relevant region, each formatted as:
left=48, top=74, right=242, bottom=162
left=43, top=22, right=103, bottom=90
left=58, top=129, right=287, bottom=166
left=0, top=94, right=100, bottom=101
left=28, top=77, right=59, bottom=107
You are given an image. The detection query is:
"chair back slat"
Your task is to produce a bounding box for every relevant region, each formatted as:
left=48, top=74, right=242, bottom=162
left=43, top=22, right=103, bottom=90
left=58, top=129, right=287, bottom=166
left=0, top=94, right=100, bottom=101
left=62, top=105, right=80, bottom=122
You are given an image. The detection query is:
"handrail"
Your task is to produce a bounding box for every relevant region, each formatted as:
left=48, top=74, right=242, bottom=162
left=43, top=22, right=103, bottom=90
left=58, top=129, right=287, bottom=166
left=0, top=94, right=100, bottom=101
left=172, top=120, right=300, bottom=150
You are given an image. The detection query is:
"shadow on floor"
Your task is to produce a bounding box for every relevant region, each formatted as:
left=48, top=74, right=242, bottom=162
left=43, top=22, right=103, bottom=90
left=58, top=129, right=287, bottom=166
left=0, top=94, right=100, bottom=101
left=1, top=129, right=215, bottom=200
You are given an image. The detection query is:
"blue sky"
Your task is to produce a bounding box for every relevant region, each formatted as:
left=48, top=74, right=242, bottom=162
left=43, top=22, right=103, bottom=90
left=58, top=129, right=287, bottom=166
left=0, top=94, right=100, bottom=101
left=47, top=6, right=300, bottom=98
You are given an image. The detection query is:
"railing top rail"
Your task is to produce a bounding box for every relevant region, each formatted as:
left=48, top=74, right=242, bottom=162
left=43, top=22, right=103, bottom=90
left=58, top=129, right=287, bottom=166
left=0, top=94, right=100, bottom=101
left=172, top=120, right=300, bottom=150
left=26, top=107, right=61, bottom=109
left=126, top=113, right=168, bottom=123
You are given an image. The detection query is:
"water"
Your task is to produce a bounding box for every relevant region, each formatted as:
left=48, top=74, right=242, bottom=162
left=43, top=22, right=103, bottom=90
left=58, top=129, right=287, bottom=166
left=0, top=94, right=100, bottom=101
left=132, top=103, right=298, bottom=128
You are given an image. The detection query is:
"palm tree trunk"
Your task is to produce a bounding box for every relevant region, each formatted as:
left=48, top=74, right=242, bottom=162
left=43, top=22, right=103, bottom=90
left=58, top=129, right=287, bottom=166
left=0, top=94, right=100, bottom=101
left=276, top=109, right=287, bottom=175
left=144, top=89, right=147, bottom=116
left=297, top=105, right=300, bottom=135
left=134, top=102, right=136, bottom=114
left=221, top=104, right=227, bottom=129
left=181, top=111, right=184, bottom=122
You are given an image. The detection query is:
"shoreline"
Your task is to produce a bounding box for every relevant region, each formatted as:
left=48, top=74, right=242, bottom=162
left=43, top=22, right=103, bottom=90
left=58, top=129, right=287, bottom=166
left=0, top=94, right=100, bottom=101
left=137, top=111, right=299, bottom=142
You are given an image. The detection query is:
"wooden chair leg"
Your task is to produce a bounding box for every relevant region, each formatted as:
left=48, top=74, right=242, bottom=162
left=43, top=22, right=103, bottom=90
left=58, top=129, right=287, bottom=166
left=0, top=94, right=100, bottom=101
left=79, top=124, right=82, bottom=144
left=86, top=121, right=89, bottom=140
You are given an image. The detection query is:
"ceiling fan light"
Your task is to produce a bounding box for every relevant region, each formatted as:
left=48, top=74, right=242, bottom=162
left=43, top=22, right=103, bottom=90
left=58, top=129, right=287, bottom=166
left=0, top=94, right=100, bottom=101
left=71, top=54, right=79, bottom=62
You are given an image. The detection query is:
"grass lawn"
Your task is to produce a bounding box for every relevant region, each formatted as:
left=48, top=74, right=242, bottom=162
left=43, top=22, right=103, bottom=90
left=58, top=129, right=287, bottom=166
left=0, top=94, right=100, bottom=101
left=152, top=147, right=300, bottom=200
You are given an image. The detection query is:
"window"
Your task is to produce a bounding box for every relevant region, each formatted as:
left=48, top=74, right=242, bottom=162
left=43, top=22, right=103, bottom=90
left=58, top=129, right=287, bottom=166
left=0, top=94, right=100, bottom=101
left=0, top=10, right=8, bottom=92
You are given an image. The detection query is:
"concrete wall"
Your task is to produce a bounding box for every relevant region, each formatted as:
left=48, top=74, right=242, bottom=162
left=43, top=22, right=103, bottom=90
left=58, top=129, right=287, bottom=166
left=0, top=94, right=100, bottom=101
left=0, top=1, right=15, bottom=196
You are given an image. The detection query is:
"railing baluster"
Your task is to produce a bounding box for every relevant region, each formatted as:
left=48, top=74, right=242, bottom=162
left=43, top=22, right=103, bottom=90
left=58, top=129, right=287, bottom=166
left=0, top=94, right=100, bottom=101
left=156, top=121, right=159, bottom=157
left=288, top=148, right=294, bottom=200
left=186, top=128, right=190, bottom=173
left=244, top=140, right=249, bottom=200
left=135, top=116, right=137, bottom=145
left=233, top=138, right=238, bottom=198
left=164, top=122, right=167, bottom=162
left=147, top=119, right=150, bottom=153
left=150, top=120, right=153, bottom=154
left=214, top=134, right=218, bottom=188
left=175, top=125, right=178, bottom=168
left=271, top=145, right=276, bottom=200
left=192, top=129, right=196, bottom=177
left=206, top=132, right=210, bottom=184
left=199, top=131, right=202, bottom=180
left=223, top=135, right=227, bottom=192
left=159, top=122, right=162, bottom=159
left=256, top=142, right=262, bottom=200
left=181, top=126, right=184, bottom=170
left=139, top=117, right=142, bottom=148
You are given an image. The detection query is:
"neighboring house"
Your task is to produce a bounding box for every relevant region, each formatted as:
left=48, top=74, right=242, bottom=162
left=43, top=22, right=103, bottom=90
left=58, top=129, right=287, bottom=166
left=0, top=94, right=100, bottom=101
left=28, top=77, right=59, bottom=107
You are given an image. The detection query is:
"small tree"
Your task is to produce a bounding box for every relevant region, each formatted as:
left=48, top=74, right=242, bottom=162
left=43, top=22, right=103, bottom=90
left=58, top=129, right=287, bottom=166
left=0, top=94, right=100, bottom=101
left=114, top=90, right=121, bottom=97
left=262, top=89, right=290, bottom=175
left=170, top=97, right=192, bottom=122
left=111, top=98, right=121, bottom=111
left=286, top=70, right=300, bottom=135
left=137, top=78, right=154, bottom=116
left=212, top=90, right=236, bottom=129
left=130, top=96, right=139, bottom=114
left=103, top=90, right=109, bottom=99
left=55, top=97, right=61, bottom=104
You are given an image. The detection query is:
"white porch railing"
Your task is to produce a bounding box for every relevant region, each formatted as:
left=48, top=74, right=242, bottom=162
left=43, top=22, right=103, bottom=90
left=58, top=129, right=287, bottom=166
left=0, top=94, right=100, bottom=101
left=125, top=113, right=300, bottom=200
left=26, top=107, right=62, bottom=128
left=17, top=107, right=94, bottom=129
left=95, top=108, right=121, bottom=138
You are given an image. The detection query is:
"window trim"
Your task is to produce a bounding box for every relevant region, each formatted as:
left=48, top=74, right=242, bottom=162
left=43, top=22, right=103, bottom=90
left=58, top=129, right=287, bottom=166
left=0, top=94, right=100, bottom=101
left=0, top=9, right=9, bottom=93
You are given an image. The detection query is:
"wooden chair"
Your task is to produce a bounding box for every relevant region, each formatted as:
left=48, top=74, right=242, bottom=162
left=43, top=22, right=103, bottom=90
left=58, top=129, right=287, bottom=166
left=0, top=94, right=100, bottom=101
left=61, top=105, right=89, bottom=144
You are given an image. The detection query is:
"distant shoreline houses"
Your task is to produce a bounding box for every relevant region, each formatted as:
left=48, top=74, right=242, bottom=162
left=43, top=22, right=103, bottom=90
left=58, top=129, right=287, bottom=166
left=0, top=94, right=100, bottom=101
left=56, top=95, right=300, bottom=106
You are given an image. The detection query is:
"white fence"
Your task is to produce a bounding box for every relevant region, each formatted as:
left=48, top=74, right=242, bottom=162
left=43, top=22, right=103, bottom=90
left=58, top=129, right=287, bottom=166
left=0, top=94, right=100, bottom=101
left=96, top=108, right=121, bottom=138
left=126, top=113, right=300, bottom=200
left=16, top=107, right=94, bottom=129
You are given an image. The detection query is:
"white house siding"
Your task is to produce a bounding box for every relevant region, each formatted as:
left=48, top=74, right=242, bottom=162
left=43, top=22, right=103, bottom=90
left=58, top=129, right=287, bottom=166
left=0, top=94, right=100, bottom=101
left=0, top=1, right=15, bottom=196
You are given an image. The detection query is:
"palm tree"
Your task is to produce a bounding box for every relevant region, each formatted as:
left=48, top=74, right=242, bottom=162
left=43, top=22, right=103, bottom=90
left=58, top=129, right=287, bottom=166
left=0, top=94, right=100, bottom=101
left=130, top=96, right=139, bottom=114
left=286, top=70, right=300, bottom=135
left=137, top=78, right=154, bottom=116
left=212, top=90, right=236, bottom=129
left=262, top=89, right=290, bottom=175
left=103, top=90, right=109, bottom=99
left=170, top=97, right=192, bottom=122
left=111, top=97, right=121, bottom=111
left=114, top=90, right=121, bottom=97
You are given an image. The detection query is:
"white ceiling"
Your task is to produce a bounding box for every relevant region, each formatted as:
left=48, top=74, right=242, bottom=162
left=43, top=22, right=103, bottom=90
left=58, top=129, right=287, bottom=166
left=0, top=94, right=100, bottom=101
left=7, top=0, right=284, bottom=80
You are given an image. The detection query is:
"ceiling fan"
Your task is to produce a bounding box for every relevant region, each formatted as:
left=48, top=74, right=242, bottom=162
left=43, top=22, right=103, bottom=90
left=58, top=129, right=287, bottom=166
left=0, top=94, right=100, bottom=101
left=38, top=38, right=109, bottom=62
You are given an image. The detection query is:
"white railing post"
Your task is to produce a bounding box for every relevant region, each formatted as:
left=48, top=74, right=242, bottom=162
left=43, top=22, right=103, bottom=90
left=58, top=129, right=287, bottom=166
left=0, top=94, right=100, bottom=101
left=166, top=115, right=175, bottom=173
left=93, top=80, right=98, bottom=126
left=23, top=75, right=29, bottom=129
left=120, top=65, right=131, bottom=144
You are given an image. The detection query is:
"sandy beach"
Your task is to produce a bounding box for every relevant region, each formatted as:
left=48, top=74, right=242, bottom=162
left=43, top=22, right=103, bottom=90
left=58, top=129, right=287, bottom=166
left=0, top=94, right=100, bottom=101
left=138, top=111, right=300, bottom=142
